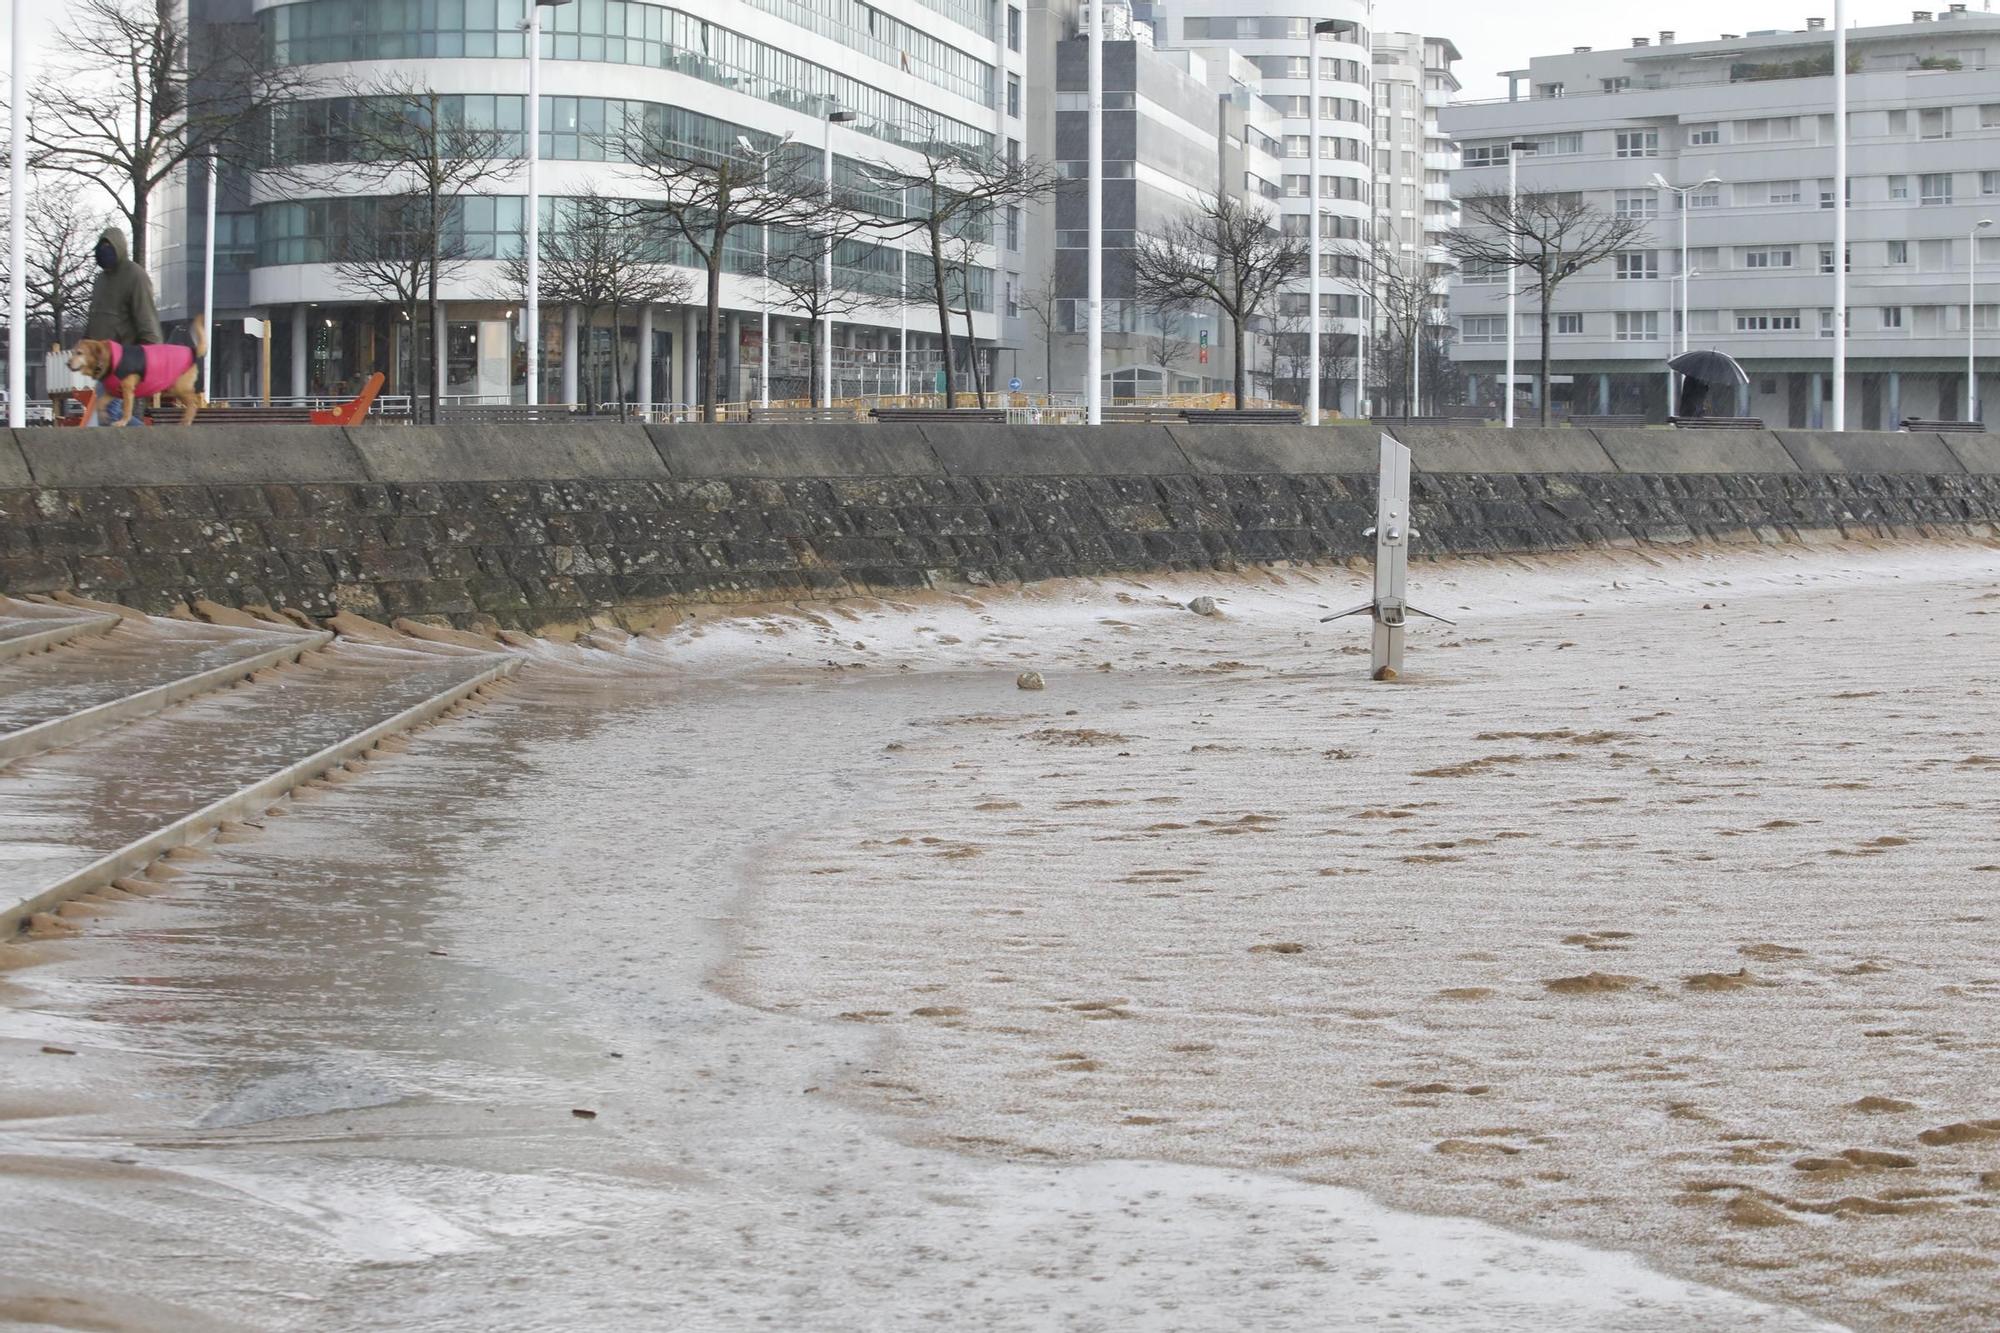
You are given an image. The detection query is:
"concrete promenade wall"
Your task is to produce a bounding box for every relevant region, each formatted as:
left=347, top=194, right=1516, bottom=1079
left=3, top=423, right=1997, bottom=631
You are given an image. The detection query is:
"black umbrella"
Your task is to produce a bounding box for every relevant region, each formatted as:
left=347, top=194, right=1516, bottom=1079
left=1667, top=349, right=1748, bottom=385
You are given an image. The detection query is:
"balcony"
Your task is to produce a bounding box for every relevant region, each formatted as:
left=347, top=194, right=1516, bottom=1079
left=1423, top=150, right=1457, bottom=172
left=1423, top=89, right=1452, bottom=109
left=1424, top=181, right=1453, bottom=202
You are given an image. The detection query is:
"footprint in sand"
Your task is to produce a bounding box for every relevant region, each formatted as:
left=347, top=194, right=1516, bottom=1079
left=1249, top=942, right=1308, bottom=955
left=1683, top=969, right=1775, bottom=991
left=1791, top=1148, right=1918, bottom=1173
left=1563, top=931, right=1636, bottom=952
left=1544, top=972, right=1642, bottom=994
left=1437, top=987, right=1495, bottom=1001
left=1850, top=1095, right=1918, bottom=1114
left=1917, top=1120, right=2000, bottom=1146
left=1739, top=943, right=1808, bottom=961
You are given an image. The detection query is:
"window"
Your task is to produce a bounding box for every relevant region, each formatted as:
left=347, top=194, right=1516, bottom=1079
left=1459, top=258, right=1507, bottom=285
left=1888, top=175, right=1910, bottom=201
left=1615, top=311, right=1660, bottom=341
left=1537, top=83, right=1565, bottom=99
left=1765, top=181, right=1801, bottom=205
left=1983, top=104, right=2000, bottom=129
left=1283, top=134, right=1309, bottom=159
left=1743, top=248, right=1794, bottom=269
left=1556, top=313, right=1584, bottom=334
left=1919, top=108, right=1950, bottom=140
left=1818, top=246, right=1850, bottom=274
left=1921, top=173, right=1953, bottom=206
left=1887, top=110, right=1908, bottom=135
left=1689, top=186, right=1720, bottom=209
left=1614, top=189, right=1658, bottom=220
left=1007, top=5, right=1021, bottom=51
left=1688, top=124, right=1720, bottom=146
left=1005, top=205, right=1020, bottom=251
left=1817, top=309, right=1849, bottom=339
left=1881, top=306, right=1905, bottom=330
left=1887, top=240, right=1909, bottom=265
left=1615, top=251, right=1659, bottom=280
left=1735, top=311, right=1801, bottom=332
left=1461, top=316, right=1505, bottom=343
left=1006, top=74, right=1020, bottom=119
left=1615, top=129, right=1659, bottom=158
left=1740, top=117, right=1796, bottom=142
left=1602, top=76, right=1630, bottom=93
left=1983, top=171, right=2000, bottom=197
left=1919, top=239, right=1950, bottom=270
left=1534, top=133, right=1582, bottom=155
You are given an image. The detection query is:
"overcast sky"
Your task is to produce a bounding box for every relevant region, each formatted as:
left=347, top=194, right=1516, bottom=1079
left=7, top=1, right=1957, bottom=105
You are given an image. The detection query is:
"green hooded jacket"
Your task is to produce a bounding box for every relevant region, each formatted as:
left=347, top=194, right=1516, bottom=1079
left=83, top=227, right=164, bottom=347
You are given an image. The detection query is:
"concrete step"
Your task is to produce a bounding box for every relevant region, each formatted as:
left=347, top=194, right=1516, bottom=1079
left=0, top=619, right=332, bottom=765
left=0, top=639, right=517, bottom=935
left=0, top=599, right=121, bottom=662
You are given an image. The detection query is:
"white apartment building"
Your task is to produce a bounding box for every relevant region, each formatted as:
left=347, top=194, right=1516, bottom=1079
left=162, top=0, right=1031, bottom=408
left=1146, top=0, right=1374, bottom=410
left=1370, top=31, right=1459, bottom=414
left=1443, top=10, right=2000, bottom=427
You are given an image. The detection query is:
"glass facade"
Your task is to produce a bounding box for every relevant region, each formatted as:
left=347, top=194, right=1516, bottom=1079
left=260, top=0, right=992, bottom=153
left=738, top=0, right=993, bottom=106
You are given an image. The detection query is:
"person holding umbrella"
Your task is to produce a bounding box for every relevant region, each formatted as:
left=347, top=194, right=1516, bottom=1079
left=1668, top=348, right=1748, bottom=419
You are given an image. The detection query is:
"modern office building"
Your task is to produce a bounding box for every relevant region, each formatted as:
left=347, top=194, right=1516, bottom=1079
left=1368, top=32, right=1460, bottom=414
left=1143, top=0, right=1374, bottom=411
left=161, top=0, right=1031, bottom=408
left=1443, top=11, right=2000, bottom=426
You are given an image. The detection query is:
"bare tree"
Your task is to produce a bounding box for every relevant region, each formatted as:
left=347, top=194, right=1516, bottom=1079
left=313, top=79, right=515, bottom=420
left=1143, top=295, right=1196, bottom=396
left=331, top=194, right=457, bottom=403
left=29, top=0, right=316, bottom=267
left=1017, top=272, right=1063, bottom=398
left=614, top=127, right=822, bottom=421
left=1132, top=198, right=1307, bottom=408
left=0, top=190, right=105, bottom=346
left=498, top=189, right=693, bottom=413
left=858, top=140, right=1057, bottom=408
left=1267, top=308, right=1355, bottom=412
left=1444, top=187, right=1651, bottom=425
left=1355, top=236, right=1449, bottom=418
left=755, top=218, right=891, bottom=405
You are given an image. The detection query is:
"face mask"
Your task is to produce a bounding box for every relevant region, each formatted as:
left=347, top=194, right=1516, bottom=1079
left=96, top=241, right=118, bottom=271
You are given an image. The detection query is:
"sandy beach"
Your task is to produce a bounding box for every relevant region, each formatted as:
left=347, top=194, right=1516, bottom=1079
left=1, top=540, right=1994, bottom=1330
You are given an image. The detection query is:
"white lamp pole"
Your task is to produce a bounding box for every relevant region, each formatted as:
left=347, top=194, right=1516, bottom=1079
left=1650, top=173, right=1722, bottom=407
left=898, top=248, right=909, bottom=397
left=523, top=2, right=569, bottom=408
left=1832, top=0, right=1847, bottom=430
left=7, top=0, right=27, bottom=428
left=1973, top=219, right=1994, bottom=421
left=822, top=107, right=858, bottom=410
left=1306, top=23, right=1322, bottom=424
left=1085, top=0, right=1102, bottom=423
left=202, top=150, right=218, bottom=398
left=737, top=130, right=795, bottom=411
left=1503, top=141, right=1533, bottom=427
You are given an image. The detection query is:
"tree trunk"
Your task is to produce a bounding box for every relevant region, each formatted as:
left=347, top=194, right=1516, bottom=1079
left=1231, top=315, right=1247, bottom=409
left=611, top=298, right=625, bottom=419
left=703, top=252, right=724, bottom=423
left=1537, top=289, right=1553, bottom=427
left=128, top=184, right=150, bottom=269
left=928, top=229, right=956, bottom=407
left=808, top=313, right=822, bottom=407
left=960, top=282, right=984, bottom=408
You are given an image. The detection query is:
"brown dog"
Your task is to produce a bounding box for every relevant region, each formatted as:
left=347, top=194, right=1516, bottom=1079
left=67, top=317, right=207, bottom=426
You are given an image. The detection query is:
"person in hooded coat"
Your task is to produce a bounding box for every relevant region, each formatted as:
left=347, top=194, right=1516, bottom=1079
left=81, top=227, right=164, bottom=425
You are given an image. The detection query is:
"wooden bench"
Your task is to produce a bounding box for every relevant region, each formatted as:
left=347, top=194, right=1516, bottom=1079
left=1100, top=405, right=1187, bottom=424
left=1670, top=416, right=1766, bottom=430
left=1901, top=418, right=1988, bottom=434
left=870, top=407, right=1009, bottom=423
left=437, top=405, right=604, bottom=423
left=748, top=406, right=858, bottom=423
left=1371, top=416, right=1454, bottom=427
left=1181, top=407, right=1304, bottom=425
left=1569, top=413, right=1649, bottom=428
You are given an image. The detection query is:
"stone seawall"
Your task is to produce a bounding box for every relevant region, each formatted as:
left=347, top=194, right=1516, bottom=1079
left=3, top=423, right=1996, bottom=631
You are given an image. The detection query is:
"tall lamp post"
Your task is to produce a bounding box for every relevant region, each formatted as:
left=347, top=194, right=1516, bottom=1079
left=1502, top=140, right=1535, bottom=427
left=1832, top=0, right=1848, bottom=430
left=1972, top=218, right=1994, bottom=422
left=822, top=105, right=859, bottom=409
left=1648, top=173, right=1721, bottom=361
left=1085, top=0, right=1102, bottom=423
left=522, top=0, right=571, bottom=408
left=7, top=0, right=27, bottom=428
left=738, top=132, right=795, bottom=410
left=1307, top=19, right=1342, bottom=425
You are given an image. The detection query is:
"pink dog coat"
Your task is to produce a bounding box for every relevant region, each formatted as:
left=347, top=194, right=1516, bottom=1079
left=98, top=340, right=196, bottom=398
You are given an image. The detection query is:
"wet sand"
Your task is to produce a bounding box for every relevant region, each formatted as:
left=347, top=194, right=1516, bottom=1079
left=1, top=542, right=1993, bottom=1330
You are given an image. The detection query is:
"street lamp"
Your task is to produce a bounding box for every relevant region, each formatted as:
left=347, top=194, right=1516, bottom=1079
left=739, top=131, right=796, bottom=410
left=1832, top=0, right=1848, bottom=429
left=7, top=0, right=28, bottom=428
left=1972, top=218, right=1993, bottom=422
left=1307, top=18, right=1343, bottom=425
left=1503, top=140, right=1535, bottom=428
left=822, top=104, right=859, bottom=409
left=522, top=0, right=571, bottom=409
left=1086, top=0, right=1102, bottom=423
left=1648, top=174, right=1721, bottom=361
